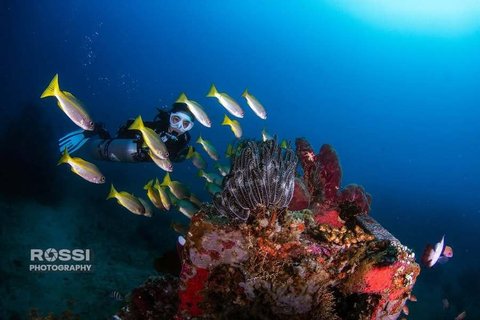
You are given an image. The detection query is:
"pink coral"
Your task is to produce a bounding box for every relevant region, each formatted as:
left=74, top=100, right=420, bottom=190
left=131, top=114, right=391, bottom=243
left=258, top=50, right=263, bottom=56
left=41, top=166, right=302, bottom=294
left=315, top=144, right=342, bottom=204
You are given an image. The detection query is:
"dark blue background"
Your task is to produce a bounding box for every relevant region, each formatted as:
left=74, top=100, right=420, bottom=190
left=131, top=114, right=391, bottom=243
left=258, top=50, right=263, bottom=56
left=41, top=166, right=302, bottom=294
left=1, top=1, right=479, bottom=318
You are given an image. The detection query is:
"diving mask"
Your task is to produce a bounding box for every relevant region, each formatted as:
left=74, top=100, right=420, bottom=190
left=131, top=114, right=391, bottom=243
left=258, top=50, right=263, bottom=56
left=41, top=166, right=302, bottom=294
left=169, top=112, right=194, bottom=133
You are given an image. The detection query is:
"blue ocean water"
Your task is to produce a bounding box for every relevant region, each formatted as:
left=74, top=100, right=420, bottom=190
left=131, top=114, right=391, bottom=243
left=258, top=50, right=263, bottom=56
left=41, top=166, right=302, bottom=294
left=1, top=1, right=480, bottom=319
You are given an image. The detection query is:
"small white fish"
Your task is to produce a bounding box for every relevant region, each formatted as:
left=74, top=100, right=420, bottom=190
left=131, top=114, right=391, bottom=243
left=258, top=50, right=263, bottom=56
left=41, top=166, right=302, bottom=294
left=207, top=84, right=244, bottom=118
left=242, top=89, right=267, bottom=119
left=455, top=311, right=466, bottom=320
left=176, top=93, right=212, bottom=128
left=58, top=148, right=105, bottom=184
left=261, top=128, right=272, bottom=142
left=421, top=235, right=445, bottom=267
left=41, top=74, right=95, bottom=131
left=109, top=290, right=124, bottom=301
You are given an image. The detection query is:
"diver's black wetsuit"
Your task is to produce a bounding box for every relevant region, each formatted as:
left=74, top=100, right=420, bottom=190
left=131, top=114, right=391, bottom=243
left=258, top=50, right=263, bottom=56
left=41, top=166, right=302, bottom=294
left=87, top=110, right=190, bottom=163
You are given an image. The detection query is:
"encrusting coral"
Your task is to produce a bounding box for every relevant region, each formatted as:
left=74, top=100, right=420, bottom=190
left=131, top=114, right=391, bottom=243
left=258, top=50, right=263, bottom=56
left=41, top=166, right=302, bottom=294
left=116, top=138, right=420, bottom=320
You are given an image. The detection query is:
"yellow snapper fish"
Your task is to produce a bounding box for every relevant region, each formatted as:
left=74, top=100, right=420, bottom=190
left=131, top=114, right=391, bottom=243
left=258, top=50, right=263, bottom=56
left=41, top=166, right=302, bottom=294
left=198, top=170, right=223, bottom=185
left=149, top=150, right=173, bottom=172
left=129, top=116, right=168, bottom=159
left=205, top=182, right=222, bottom=196
left=138, top=198, right=153, bottom=217
left=225, top=144, right=235, bottom=158
left=176, top=93, right=212, bottom=128
left=215, top=163, right=230, bottom=176
left=242, top=89, right=267, bottom=119
left=189, top=193, right=203, bottom=207
left=144, top=179, right=164, bottom=209
left=41, top=74, right=95, bottom=131
left=176, top=199, right=199, bottom=219
left=221, top=115, right=242, bottom=139
left=171, top=221, right=189, bottom=236
left=206, top=84, right=244, bottom=118
left=280, top=139, right=289, bottom=149
left=261, top=128, right=273, bottom=142
left=196, top=136, right=219, bottom=161
left=160, top=173, right=190, bottom=200
left=107, top=184, right=145, bottom=215
left=186, top=146, right=207, bottom=169
left=58, top=148, right=105, bottom=184
left=154, top=178, right=171, bottom=210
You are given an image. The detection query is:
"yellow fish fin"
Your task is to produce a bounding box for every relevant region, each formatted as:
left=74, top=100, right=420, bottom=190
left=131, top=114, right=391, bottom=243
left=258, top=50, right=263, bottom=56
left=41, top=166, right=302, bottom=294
left=186, top=146, right=194, bottom=159
left=241, top=88, right=249, bottom=98
left=41, top=74, right=60, bottom=98
left=176, top=93, right=188, bottom=103
left=57, top=148, right=71, bottom=166
left=221, top=115, right=232, bottom=126
left=128, top=115, right=145, bottom=131
left=206, top=84, right=218, bottom=97
left=161, top=173, right=172, bottom=187
left=106, top=184, right=118, bottom=200
left=144, top=179, right=154, bottom=190
left=196, top=136, right=204, bottom=144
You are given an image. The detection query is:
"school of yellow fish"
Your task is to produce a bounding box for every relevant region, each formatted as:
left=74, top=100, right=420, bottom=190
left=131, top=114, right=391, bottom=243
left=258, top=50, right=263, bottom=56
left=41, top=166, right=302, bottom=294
left=41, top=75, right=277, bottom=221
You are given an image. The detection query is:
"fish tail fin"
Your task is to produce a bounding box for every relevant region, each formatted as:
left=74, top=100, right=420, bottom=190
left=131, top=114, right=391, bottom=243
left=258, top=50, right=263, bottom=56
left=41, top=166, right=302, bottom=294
left=176, top=93, right=188, bottom=103
left=161, top=173, right=172, bottom=187
left=241, top=88, right=248, bottom=98
left=221, top=115, right=231, bottom=126
left=154, top=178, right=161, bottom=189
left=198, top=169, right=204, bottom=177
left=206, top=84, right=218, bottom=97
left=57, top=148, right=71, bottom=165
left=144, top=179, right=153, bottom=190
left=106, top=184, right=118, bottom=200
left=196, top=136, right=203, bottom=144
left=41, top=74, right=60, bottom=98
left=128, top=116, right=144, bottom=131
left=186, top=146, right=194, bottom=159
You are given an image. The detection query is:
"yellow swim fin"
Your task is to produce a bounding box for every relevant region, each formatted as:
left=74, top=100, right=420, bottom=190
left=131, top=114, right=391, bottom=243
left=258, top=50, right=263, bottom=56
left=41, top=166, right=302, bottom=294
left=41, top=74, right=60, bottom=98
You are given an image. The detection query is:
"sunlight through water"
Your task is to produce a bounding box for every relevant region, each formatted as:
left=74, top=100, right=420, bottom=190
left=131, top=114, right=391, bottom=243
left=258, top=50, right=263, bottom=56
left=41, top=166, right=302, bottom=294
left=328, top=0, right=480, bottom=36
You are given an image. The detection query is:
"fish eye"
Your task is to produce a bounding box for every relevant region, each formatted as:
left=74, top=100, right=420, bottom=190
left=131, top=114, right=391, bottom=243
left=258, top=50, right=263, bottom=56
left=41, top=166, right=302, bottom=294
left=100, top=176, right=105, bottom=182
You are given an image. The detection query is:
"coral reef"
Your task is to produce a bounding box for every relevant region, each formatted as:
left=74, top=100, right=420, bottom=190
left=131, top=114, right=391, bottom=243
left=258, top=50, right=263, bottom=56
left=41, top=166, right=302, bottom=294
left=117, top=138, right=420, bottom=320
left=213, top=139, right=297, bottom=222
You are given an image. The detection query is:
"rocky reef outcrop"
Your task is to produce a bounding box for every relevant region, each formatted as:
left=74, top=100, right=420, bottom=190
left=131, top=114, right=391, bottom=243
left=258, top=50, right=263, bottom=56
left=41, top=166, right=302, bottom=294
left=117, top=138, right=420, bottom=320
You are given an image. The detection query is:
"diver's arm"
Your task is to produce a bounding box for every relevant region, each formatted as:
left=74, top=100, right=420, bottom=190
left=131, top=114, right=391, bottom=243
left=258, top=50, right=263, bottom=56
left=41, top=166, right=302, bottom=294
left=170, top=145, right=189, bottom=163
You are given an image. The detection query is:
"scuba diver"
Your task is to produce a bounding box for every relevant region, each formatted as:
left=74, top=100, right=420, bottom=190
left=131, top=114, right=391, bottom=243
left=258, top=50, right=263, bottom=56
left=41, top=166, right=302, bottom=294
left=59, top=103, right=195, bottom=163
